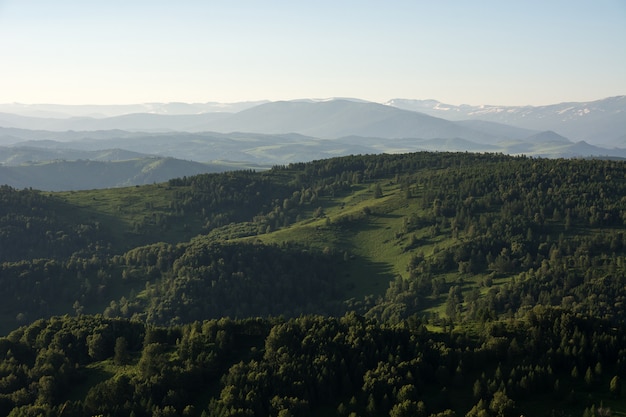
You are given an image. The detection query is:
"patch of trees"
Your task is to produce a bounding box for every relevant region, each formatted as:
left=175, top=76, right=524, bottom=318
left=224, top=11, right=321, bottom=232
left=114, top=240, right=344, bottom=325
left=0, top=307, right=624, bottom=416
left=0, top=315, right=267, bottom=417
left=0, top=186, right=108, bottom=262
left=370, top=155, right=626, bottom=325
left=0, top=239, right=345, bottom=334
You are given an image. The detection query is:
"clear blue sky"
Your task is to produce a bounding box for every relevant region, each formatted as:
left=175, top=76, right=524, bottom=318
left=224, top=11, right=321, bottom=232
left=1, top=0, right=624, bottom=105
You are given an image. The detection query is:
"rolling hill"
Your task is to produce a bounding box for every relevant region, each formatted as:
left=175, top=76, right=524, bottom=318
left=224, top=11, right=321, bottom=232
left=2, top=151, right=626, bottom=330
left=0, top=157, right=259, bottom=191
left=1, top=152, right=626, bottom=416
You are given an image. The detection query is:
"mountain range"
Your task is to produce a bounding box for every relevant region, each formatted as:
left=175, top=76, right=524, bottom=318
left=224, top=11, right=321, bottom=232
left=0, top=96, right=624, bottom=190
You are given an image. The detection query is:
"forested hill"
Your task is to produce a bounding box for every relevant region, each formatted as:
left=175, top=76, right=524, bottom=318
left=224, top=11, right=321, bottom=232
left=1, top=152, right=626, bottom=416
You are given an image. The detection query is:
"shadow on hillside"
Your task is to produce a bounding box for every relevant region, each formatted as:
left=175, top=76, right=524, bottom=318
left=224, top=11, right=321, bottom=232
left=333, top=214, right=399, bottom=233
left=339, top=256, right=396, bottom=300
left=372, top=212, right=403, bottom=220
left=54, top=197, right=137, bottom=249
left=63, top=363, right=114, bottom=402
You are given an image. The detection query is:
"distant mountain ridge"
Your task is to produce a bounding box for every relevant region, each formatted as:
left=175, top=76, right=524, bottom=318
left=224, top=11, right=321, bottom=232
left=195, top=100, right=502, bottom=141
left=0, top=96, right=625, bottom=191
left=385, top=96, right=626, bottom=146
left=1, top=100, right=491, bottom=140
left=0, top=101, right=269, bottom=118
left=0, top=111, right=232, bottom=132
left=1, top=96, right=623, bottom=146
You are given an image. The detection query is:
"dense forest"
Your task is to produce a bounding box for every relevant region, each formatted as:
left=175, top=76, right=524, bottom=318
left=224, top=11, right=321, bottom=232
left=1, top=152, right=625, bottom=416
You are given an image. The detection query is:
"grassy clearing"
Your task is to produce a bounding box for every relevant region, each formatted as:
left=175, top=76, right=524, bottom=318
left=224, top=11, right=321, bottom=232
left=247, top=181, right=415, bottom=299
left=239, top=177, right=511, bottom=314
left=245, top=180, right=463, bottom=304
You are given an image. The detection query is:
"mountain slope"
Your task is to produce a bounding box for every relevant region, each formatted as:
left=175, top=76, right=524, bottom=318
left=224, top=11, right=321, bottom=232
left=454, top=119, right=538, bottom=142
left=187, top=99, right=502, bottom=141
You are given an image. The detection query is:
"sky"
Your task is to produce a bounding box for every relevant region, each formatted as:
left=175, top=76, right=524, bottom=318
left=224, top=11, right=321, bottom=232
left=0, top=1, right=625, bottom=106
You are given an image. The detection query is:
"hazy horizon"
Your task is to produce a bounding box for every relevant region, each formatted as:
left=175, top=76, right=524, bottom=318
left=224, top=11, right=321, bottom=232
left=1, top=1, right=625, bottom=107
left=1, top=94, right=625, bottom=109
